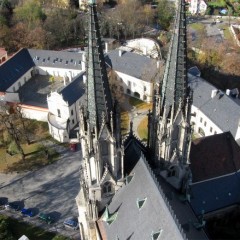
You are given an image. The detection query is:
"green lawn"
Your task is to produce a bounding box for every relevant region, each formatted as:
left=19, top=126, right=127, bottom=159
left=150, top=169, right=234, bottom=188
left=0, top=214, right=70, bottom=240
left=128, top=97, right=152, bottom=111
left=189, top=23, right=205, bottom=31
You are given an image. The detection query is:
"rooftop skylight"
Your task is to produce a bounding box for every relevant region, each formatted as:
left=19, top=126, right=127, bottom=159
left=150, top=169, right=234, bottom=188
left=137, top=197, right=147, bottom=210
left=126, top=173, right=134, bottom=184
left=151, top=229, right=163, bottom=240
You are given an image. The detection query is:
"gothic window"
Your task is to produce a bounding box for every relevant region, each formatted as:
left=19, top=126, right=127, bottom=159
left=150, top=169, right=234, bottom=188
left=102, top=181, right=113, bottom=194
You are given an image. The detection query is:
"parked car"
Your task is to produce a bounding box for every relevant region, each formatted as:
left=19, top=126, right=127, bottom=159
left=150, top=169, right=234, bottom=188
left=21, top=208, right=34, bottom=217
left=38, top=212, right=53, bottom=224
left=5, top=203, right=20, bottom=211
left=63, top=218, right=79, bottom=230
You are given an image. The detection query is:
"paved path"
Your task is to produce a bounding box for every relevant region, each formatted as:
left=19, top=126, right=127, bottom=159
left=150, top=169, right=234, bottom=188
left=0, top=144, right=82, bottom=239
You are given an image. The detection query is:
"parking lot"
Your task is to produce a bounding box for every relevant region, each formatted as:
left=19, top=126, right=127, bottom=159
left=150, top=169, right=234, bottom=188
left=0, top=144, right=82, bottom=239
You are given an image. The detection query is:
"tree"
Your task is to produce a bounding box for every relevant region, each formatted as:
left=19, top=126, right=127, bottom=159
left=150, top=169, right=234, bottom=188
left=0, top=218, right=14, bottom=240
left=14, top=0, right=46, bottom=29
left=156, top=0, right=175, bottom=30
left=0, top=105, right=30, bottom=160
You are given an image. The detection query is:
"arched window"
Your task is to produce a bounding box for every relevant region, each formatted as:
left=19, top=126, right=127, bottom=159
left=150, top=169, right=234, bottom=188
left=133, top=92, right=140, bottom=99
left=127, top=89, right=131, bottom=95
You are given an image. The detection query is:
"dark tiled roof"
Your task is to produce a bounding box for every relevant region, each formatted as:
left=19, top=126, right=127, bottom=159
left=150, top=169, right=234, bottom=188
left=0, top=49, right=34, bottom=92
left=99, top=157, right=186, bottom=240
left=106, top=50, right=158, bottom=82
left=190, top=172, right=240, bottom=215
left=189, top=75, right=240, bottom=137
left=190, top=132, right=240, bottom=183
left=28, top=49, right=83, bottom=70
left=59, top=73, right=85, bottom=106
left=124, top=135, right=148, bottom=174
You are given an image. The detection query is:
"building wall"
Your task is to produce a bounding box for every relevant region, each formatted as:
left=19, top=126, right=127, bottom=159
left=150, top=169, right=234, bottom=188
left=115, top=71, right=152, bottom=102
left=6, top=68, right=33, bottom=93
left=191, top=105, right=222, bottom=137
left=37, top=66, right=82, bottom=81
left=21, top=104, right=49, bottom=121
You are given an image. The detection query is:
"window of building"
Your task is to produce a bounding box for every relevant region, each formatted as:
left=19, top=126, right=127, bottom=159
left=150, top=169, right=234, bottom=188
left=128, top=81, right=131, bottom=87
left=210, top=127, right=212, bottom=132
left=144, top=86, right=147, bottom=91
left=198, top=127, right=205, bottom=136
left=103, top=181, right=112, bottom=194
left=72, top=119, right=75, bottom=124
left=71, top=109, right=73, bottom=115
left=126, top=174, right=134, bottom=184
left=214, top=131, right=217, bottom=134
left=204, top=121, right=207, bottom=127
left=200, top=117, right=203, bottom=123
left=127, top=89, right=131, bottom=95
left=57, top=109, right=61, bottom=118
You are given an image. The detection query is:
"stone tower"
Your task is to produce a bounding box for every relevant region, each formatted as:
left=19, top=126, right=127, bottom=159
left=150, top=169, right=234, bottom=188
left=76, top=1, right=123, bottom=239
left=148, top=0, right=192, bottom=190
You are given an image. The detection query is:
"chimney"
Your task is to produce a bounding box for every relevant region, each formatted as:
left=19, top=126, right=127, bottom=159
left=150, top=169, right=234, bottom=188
left=105, top=42, right=108, bottom=53
left=211, top=89, right=218, bottom=98
left=81, top=53, right=86, bottom=71
left=83, top=75, right=86, bottom=84
left=119, top=49, right=122, bottom=57
left=226, top=89, right=230, bottom=95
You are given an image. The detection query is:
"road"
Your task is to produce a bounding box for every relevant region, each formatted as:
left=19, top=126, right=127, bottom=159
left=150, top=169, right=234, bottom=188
left=0, top=144, right=82, bottom=239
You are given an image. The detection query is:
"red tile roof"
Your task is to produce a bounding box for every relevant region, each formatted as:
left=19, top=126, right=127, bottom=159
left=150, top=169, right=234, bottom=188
left=190, top=132, right=240, bottom=183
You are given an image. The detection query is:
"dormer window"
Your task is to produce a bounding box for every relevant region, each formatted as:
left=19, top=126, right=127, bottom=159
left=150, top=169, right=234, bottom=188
left=151, top=229, right=163, bottom=240
left=126, top=173, right=134, bottom=184
left=137, top=197, right=147, bottom=210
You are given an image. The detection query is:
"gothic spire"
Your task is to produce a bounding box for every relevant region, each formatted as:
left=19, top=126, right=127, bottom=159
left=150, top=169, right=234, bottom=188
left=86, top=0, right=113, bottom=131
left=160, top=0, right=188, bottom=115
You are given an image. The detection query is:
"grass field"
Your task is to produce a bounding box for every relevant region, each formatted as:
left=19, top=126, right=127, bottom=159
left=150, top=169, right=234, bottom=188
left=128, top=97, right=152, bottom=111
left=0, top=214, right=70, bottom=240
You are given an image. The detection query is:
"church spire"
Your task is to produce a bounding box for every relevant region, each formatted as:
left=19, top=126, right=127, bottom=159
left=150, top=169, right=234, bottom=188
left=86, top=0, right=113, bottom=132
left=160, top=0, right=188, bottom=115
left=148, top=0, right=192, bottom=189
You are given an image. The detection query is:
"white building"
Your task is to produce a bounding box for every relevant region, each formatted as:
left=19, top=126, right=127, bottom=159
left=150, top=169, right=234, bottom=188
left=0, top=48, right=86, bottom=142
left=188, top=0, right=207, bottom=15
left=106, top=46, right=160, bottom=103
left=189, top=73, right=240, bottom=143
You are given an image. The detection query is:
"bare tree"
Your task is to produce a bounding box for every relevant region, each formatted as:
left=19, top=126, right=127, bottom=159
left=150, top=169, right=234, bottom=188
left=0, top=109, right=25, bottom=160
left=108, top=69, right=125, bottom=103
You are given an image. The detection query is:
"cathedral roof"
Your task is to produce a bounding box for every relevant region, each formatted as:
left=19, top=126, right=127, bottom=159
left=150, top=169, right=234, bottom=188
left=97, top=157, right=186, bottom=240
left=190, top=132, right=240, bottom=183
